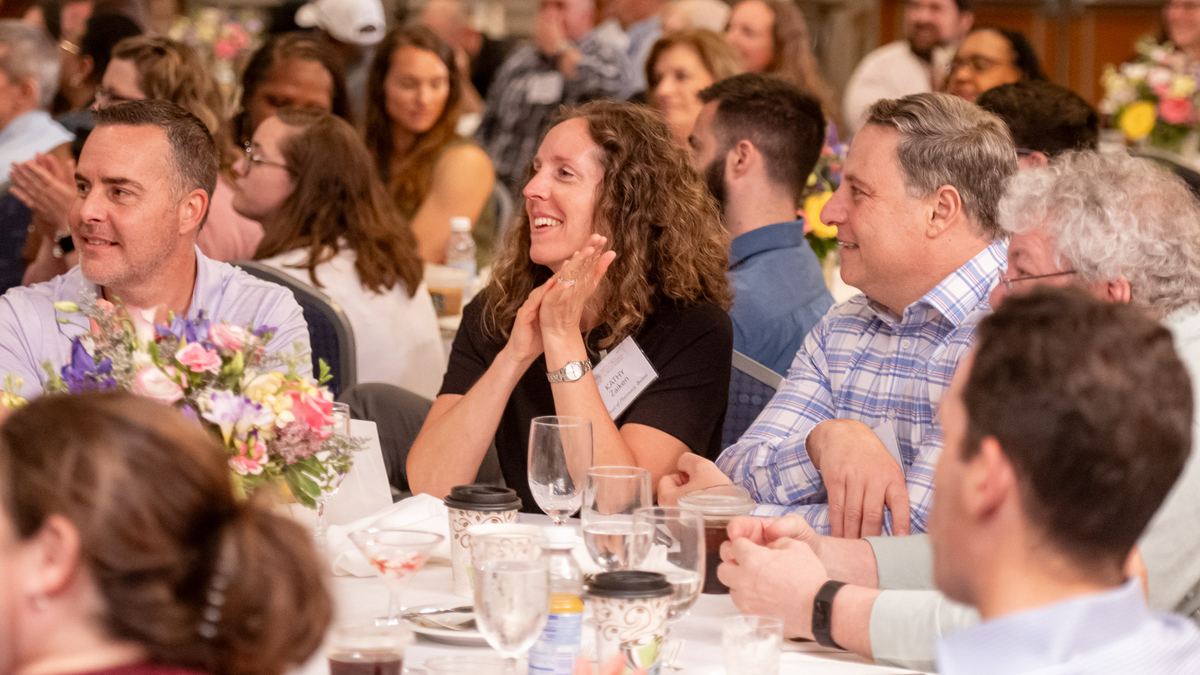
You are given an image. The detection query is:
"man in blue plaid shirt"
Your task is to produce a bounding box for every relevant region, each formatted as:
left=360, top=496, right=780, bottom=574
left=660, top=93, right=1015, bottom=538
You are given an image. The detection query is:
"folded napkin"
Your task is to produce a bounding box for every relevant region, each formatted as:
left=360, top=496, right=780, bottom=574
left=326, top=493, right=452, bottom=577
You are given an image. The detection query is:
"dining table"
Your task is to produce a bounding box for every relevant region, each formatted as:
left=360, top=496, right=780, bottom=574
left=292, top=512, right=927, bottom=675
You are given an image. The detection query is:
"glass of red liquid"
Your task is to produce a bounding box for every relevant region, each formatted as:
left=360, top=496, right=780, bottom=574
left=326, top=621, right=412, bottom=675
left=678, top=484, right=755, bottom=595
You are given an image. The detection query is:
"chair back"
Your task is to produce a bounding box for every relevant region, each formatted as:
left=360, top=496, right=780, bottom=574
left=233, top=261, right=358, bottom=397
left=0, top=188, right=32, bottom=295
left=722, top=351, right=784, bottom=451
left=1130, top=146, right=1200, bottom=198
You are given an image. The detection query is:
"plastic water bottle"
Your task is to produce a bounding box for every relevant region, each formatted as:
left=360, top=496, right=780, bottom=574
left=445, top=216, right=477, bottom=301
left=529, top=526, right=584, bottom=675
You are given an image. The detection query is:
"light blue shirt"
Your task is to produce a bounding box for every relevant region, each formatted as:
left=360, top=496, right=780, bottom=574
left=0, top=110, right=73, bottom=185
left=728, top=219, right=834, bottom=377
left=625, top=15, right=661, bottom=94
left=716, top=241, right=1006, bottom=533
left=0, top=247, right=311, bottom=398
left=937, top=580, right=1200, bottom=674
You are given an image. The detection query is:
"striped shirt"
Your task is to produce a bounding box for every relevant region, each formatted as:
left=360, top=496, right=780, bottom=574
left=937, top=579, right=1200, bottom=675
left=716, top=241, right=1006, bottom=534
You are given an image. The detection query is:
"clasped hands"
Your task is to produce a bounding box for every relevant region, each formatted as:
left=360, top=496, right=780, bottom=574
left=10, top=152, right=76, bottom=239
left=503, top=234, right=616, bottom=367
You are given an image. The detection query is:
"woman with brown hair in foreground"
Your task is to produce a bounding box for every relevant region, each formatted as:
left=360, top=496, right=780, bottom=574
left=0, top=393, right=331, bottom=675
left=407, top=100, right=734, bottom=510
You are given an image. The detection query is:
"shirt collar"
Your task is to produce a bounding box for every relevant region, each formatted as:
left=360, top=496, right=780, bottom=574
left=729, top=220, right=807, bottom=269
left=937, top=579, right=1151, bottom=675
left=873, top=240, right=1005, bottom=326
left=84, top=245, right=210, bottom=319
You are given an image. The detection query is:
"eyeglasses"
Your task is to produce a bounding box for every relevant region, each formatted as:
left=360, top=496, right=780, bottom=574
left=998, top=269, right=1077, bottom=291
left=242, top=141, right=288, bottom=172
left=94, top=86, right=138, bottom=107
left=949, top=54, right=1004, bottom=75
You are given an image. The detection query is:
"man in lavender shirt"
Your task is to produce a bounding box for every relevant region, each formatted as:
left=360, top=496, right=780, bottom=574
left=0, top=100, right=310, bottom=399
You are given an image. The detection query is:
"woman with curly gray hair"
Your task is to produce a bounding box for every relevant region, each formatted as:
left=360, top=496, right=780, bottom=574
left=990, top=150, right=1200, bottom=320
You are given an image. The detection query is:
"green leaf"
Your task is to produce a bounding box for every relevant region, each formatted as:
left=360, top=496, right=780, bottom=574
left=318, top=359, right=332, bottom=385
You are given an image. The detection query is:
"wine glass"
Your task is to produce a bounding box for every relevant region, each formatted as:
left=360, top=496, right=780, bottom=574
left=527, top=416, right=593, bottom=525
left=348, top=528, right=444, bottom=625
left=473, top=536, right=550, bottom=674
left=312, top=401, right=352, bottom=541
left=581, top=466, right=653, bottom=572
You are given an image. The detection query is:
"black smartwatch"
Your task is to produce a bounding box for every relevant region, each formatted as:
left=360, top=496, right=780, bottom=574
left=811, top=580, right=847, bottom=649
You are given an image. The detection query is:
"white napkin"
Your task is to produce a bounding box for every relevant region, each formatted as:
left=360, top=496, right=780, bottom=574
left=326, top=493, right=452, bottom=577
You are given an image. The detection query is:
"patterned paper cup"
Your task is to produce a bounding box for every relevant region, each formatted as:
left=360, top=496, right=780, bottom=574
left=589, top=571, right=673, bottom=675
left=444, top=486, right=522, bottom=598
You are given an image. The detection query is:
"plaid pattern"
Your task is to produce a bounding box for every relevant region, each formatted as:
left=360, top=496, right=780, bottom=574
left=475, top=31, right=633, bottom=192
left=716, top=241, right=1006, bottom=534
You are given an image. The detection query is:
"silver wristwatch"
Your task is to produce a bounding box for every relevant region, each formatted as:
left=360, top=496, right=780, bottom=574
left=547, top=360, right=592, bottom=383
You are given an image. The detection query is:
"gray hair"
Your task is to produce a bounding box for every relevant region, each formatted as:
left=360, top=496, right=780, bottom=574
left=998, top=151, right=1200, bottom=319
left=866, top=93, right=1017, bottom=240
left=0, top=20, right=60, bottom=110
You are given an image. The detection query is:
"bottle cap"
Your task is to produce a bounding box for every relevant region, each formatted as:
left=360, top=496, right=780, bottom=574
left=542, top=525, right=577, bottom=549
left=450, top=216, right=471, bottom=232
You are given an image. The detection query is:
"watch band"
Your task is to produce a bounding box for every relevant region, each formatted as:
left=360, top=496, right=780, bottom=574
left=52, top=232, right=74, bottom=259
left=811, top=580, right=847, bottom=649
left=546, top=360, right=592, bottom=383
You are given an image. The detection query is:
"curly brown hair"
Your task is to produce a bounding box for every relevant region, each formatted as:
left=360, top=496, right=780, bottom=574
left=253, top=107, right=424, bottom=297
left=483, top=101, right=732, bottom=349
left=365, top=26, right=463, bottom=218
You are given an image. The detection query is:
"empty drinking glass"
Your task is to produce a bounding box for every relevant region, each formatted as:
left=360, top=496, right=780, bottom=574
left=722, top=615, right=784, bottom=675
left=312, top=401, right=353, bottom=541
left=633, top=506, right=705, bottom=621
left=473, top=536, right=551, bottom=674
left=528, top=416, right=593, bottom=525
left=582, top=466, right=653, bottom=572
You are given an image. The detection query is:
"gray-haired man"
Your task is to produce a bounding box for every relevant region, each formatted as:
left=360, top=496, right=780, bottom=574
left=715, top=151, right=1200, bottom=670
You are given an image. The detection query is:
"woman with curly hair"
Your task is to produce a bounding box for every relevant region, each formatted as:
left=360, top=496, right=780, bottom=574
left=365, top=26, right=496, bottom=265
left=407, top=100, right=734, bottom=508
left=725, top=0, right=843, bottom=132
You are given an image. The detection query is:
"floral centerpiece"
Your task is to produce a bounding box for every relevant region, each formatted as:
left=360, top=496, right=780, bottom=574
left=168, top=7, right=265, bottom=100
left=1, top=295, right=361, bottom=508
left=1100, top=36, right=1200, bottom=154
left=803, top=125, right=848, bottom=286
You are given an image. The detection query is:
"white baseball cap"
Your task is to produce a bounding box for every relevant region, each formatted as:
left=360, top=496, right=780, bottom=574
left=295, top=0, right=386, bottom=46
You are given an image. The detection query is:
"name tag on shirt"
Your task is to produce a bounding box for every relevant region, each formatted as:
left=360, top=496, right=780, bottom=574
left=526, top=72, right=564, bottom=104
left=594, top=337, right=658, bottom=420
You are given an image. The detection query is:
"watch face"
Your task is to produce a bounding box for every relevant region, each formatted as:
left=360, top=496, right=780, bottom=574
left=563, top=363, right=583, bottom=380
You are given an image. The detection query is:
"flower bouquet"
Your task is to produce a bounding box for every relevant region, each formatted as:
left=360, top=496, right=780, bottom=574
left=168, top=7, right=265, bottom=100
left=802, top=125, right=848, bottom=288
left=1101, top=37, right=1200, bottom=154
left=1, top=295, right=362, bottom=509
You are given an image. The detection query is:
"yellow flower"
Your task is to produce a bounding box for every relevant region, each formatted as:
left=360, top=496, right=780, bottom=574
left=1119, top=101, right=1157, bottom=141
left=1171, top=76, right=1197, bottom=98
left=241, top=370, right=285, bottom=402
left=804, top=191, right=837, bottom=239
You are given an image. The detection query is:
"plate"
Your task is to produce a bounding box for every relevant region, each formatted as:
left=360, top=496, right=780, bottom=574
left=402, top=602, right=489, bottom=646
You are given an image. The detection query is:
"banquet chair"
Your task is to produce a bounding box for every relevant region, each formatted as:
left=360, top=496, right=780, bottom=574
left=233, top=260, right=358, bottom=398
left=1130, top=146, right=1200, bottom=198
left=721, top=350, right=785, bottom=452
left=0, top=186, right=31, bottom=295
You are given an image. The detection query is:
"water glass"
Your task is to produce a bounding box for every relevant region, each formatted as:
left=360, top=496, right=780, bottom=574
left=528, top=416, right=593, bottom=525
left=474, top=537, right=551, bottom=673
left=582, top=466, right=653, bottom=572
left=722, top=616, right=783, bottom=675
left=633, top=507, right=704, bottom=622
left=313, top=402, right=353, bottom=540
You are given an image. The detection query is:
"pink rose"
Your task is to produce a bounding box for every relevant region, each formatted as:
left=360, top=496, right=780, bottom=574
left=209, top=324, right=248, bottom=351
left=1161, top=97, right=1195, bottom=125
left=176, top=342, right=222, bottom=373
left=97, top=299, right=116, bottom=316
left=229, top=437, right=267, bottom=475
left=133, top=366, right=184, bottom=404
left=288, top=390, right=334, bottom=436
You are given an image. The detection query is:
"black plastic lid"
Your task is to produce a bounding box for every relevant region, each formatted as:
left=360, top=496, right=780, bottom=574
left=443, top=485, right=522, bottom=512
left=588, top=571, right=672, bottom=599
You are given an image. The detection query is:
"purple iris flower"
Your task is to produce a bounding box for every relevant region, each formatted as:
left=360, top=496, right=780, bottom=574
left=60, top=339, right=115, bottom=393
left=155, top=311, right=215, bottom=348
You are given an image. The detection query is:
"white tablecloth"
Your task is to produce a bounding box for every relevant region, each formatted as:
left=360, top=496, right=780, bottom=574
left=294, top=515, right=924, bottom=675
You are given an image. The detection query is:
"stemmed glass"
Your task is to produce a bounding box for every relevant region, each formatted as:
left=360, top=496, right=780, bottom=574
left=581, top=466, right=653, bottom=572
left=634, top=506, right=705, bottom=672
left=473, top=535, right=550, bottom=674
left=348, top=528, right=444, bottom=625
left=528, top=416, right=593, bottom=525
left=312, top=402, right=352, bottom=541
